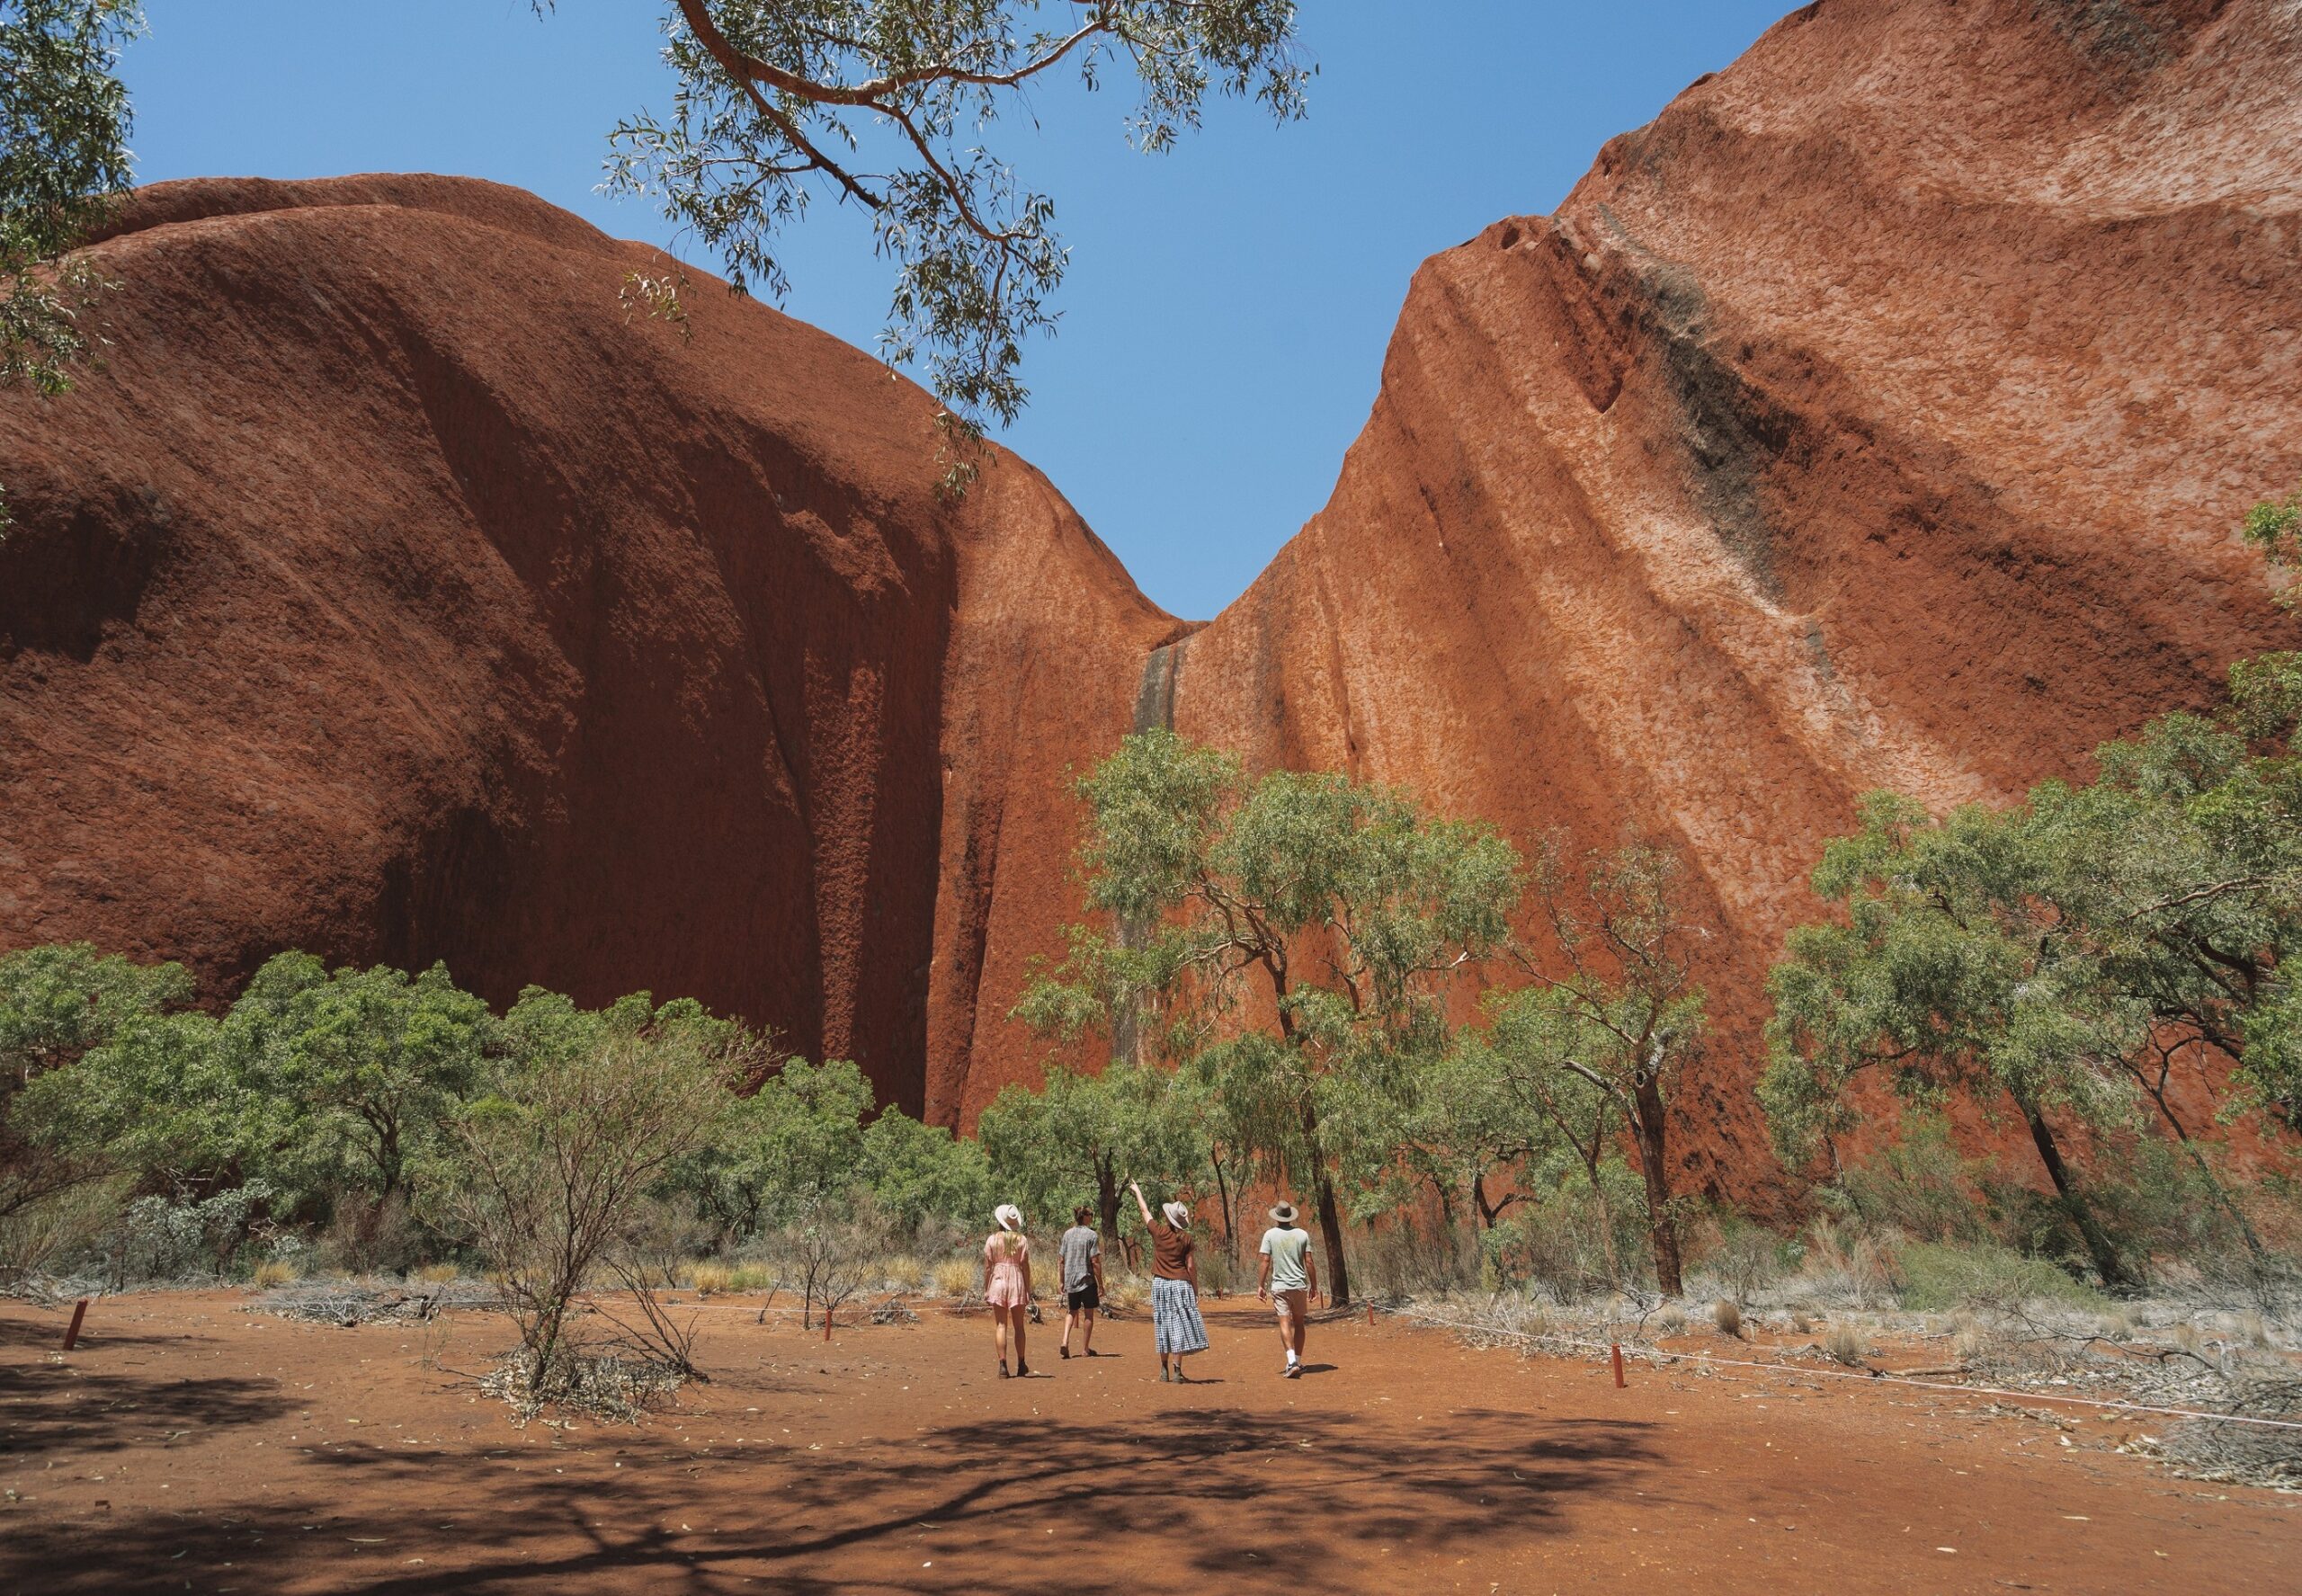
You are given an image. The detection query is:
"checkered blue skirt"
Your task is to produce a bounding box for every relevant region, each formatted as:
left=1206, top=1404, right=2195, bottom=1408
left=1150, top=1276, right=1209, bottom=1355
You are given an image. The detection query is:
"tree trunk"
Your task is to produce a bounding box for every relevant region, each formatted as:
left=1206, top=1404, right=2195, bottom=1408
left=2134, top=1069, right=2269, bottom=1259
left=1628, top=1077, right=1682, bottom=1298
left=1296, top=1096, right=1352, bottom=1306
left=1096, top=1157, right=1121, bottom=1250
left=1313, top=1166, right=1352, bottom=1307
left=1566, top=1140, right=1623, bottom=1288
left=2020, top=1100, right=2129, bottom=1288
left=1471, top=1173, right=1498, bottom=1229
left=1210, top=1152, right=1238, bottom=1262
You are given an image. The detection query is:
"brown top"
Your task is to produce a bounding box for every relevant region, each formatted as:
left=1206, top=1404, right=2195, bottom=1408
left=1150, top=1221, right=1194, bottom=1280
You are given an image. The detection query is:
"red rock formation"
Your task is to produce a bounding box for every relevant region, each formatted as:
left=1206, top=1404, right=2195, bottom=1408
left=1157, top=0, right=2302, bottom=1196
left=5, top=0, right=2299, bottom=1199
left=0, top=174, right=1175, bottom=1114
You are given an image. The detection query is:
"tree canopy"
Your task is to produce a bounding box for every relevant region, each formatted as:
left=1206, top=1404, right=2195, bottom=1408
left=0, top=0, right=139, bottom=528
left=594, top=1, right=1307, bottom=441
left=1014, top=727, right=1521, bottom=1304
left=1761, top=639, right=2302, bottom=1286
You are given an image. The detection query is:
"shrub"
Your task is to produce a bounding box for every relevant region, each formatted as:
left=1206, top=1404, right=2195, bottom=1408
left=690, top=1262, right=734, bottom=1296
left=0, top=1178, right=125, bottom=1285
left=1480, top=1159, right=1650, bottom=1301
left=433, top=1019, right=732, bottom=1403
left=104, top=1181, right=274, bottom=1285
left=1824, top=1321, right=1865, bottom=1365
left=1688, top=1213, right=1796, bottom=1305
left=1895, top=1240, right=2102, bottom=1313
left=764, top=1196, right=900, bottom=1327
left=728, top=1261, right=780, bottom=1293
left=933, top=1257, right=976, bottom=1297
left=1829, top=1115, right=1992, bottom=1244
left=1353, top=1213, right=1477, bottom=1299
left=883, top=1255, right=924, bottom=1291
left=253, top=1259, right=299, bottom=1288
left=317, top=1193, right=422, bottom=1276
left=1712, top=1297, right=1742, bottom=1338
left=1656, top=1302, right=1688, bottom=1334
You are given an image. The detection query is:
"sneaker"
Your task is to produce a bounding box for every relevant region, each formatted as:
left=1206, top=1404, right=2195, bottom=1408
left=1283, top=1363, right=1302, bottom=1378
left=1058, top=1345, right=1070, bottom=1360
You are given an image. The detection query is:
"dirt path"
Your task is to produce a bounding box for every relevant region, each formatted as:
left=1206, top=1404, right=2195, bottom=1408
left=2, top=1292, right=2292, bottom=1593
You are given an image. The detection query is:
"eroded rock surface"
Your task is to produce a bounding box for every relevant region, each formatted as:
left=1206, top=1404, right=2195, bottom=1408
left=5, top=0, right=2299, bottom=1192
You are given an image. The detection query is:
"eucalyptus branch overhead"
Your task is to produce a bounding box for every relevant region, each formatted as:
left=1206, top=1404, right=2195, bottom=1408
left=551, top=0, right=1307, bottom=445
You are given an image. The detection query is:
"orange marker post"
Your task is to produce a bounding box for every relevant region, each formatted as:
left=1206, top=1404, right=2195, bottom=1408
left=823, top=1308, right=834, bottom=1342
left=1611, top=1342, right=1627, bottom=1388
left=62, top=1298, right=89, bottom=1352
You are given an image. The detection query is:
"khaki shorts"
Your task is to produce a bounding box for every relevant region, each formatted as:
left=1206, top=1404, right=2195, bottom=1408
left=1271, top=1288, right=1310, bottom=1319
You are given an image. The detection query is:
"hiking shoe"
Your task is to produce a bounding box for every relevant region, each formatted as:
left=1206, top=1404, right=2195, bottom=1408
left=1058, top=1345, right=1070, bottom=1360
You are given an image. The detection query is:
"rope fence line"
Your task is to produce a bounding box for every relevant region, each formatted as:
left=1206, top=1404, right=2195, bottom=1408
left=1389, top=1307, right=2302, bottom=1432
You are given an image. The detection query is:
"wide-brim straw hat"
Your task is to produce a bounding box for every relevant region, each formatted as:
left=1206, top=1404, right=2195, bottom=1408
left=1269, top=1202, right=1299, bottom=1224
left=1162, top=1200, right=1191, bottom=1228
left=995, top=1204, right=1023, bottom=1232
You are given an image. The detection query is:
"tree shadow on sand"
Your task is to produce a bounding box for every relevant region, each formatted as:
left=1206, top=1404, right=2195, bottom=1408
left=3, top=1398, right=1658, bottom=1594
left=0, top=1362, right=290, bottom=1462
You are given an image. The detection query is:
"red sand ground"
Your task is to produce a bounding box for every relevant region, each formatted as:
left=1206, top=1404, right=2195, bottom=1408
left=1, top=1291, right=2291, bottom=1593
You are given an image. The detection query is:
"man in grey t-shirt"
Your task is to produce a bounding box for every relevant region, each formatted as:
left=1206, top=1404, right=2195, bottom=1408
left=1057, top=1207, right=1104, bottom=1360
left=1256, top=1202, right=1320, bottom=1378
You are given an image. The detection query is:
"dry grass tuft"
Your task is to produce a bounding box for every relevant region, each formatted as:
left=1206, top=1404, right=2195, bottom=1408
left=414, top=1262, right=460, bottom=1285
left=934, top=1258, right=977, bottom=1297
left=689, top=1262, right=733, bottom=1297
left=1712, top=1297, right=1743, bottom=1339
left=884, top=1257, right=925, bottom=1291
left=1824, top=1321, right=1865, bottom=1366
left=253, top=1260, right=299, bottom=1288
left=1656, top=1302, right=1688, bottom=1334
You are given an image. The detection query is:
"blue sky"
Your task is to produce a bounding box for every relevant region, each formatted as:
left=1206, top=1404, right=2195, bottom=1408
left=122, top=2, right=1789, bottom=620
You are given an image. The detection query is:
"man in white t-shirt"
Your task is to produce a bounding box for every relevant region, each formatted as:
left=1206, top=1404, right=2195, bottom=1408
left=1255, top=1202, right=1320, bottom=1378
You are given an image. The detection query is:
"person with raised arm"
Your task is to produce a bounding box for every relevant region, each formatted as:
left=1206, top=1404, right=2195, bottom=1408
left=1129, top=1179, right=1208, bottom=1382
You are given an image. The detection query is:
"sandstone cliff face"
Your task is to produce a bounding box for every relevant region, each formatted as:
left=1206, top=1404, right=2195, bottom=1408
left=0, top=174, right=1175, bottom=1114
left=1147, top=0, right=2302, bottom=1193
left=4, top=0, right=2300, bottom=1193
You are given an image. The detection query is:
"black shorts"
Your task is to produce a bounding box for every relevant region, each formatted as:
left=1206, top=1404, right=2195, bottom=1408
left=1066, top=1281, right=1101, bottom=1312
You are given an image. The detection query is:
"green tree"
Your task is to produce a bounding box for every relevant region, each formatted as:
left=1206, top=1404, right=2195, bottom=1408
left=1013, top=729, right=1520, bottom=1305
left=589, top=0, right=1308, bottom=443
left=857, top=1107, right=992, bottom=1234
left=976, top=1057, right=1197, bottom=1253
left=0, top=940, right=193, bottom=1217
left=1764, top=793, right=2146, bottom=1287
left=211, top=953, right=493, bottom=1212
left=433, top=997, right=740, bottom=1397
left=1426, top=994, right=1629, bottom=1279
left=2244, top=483, right=2300, bottom=602
left=1, top=0, right=140, bottom=531
left=1479, top=836, right=1710, bottom=1297
left=672, top=1054, right=871, bottom=1242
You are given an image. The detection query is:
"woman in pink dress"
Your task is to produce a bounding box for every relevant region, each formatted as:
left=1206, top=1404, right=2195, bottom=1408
left=982, top=1203, right=1034, bottom=1378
